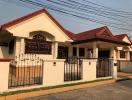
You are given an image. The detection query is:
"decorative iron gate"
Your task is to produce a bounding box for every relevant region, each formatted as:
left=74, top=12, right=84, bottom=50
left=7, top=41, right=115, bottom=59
left=96, top=58, right=112, bottom=78
left=8, top=54, right=44, bottom=88
left=64, top=57, right=82, bottom=81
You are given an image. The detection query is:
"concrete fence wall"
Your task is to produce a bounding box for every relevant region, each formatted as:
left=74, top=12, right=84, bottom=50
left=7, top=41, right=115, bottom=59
left=0, top=59, right=116, bottom=93
left=82, top=59, right=97, bottom=81
left=0, top=60, right=10, bottom=93
left=119, top=61, right=132, bottom=73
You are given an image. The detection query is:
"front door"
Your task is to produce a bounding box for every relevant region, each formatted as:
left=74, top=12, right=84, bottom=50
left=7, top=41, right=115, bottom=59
left=98, top=50, right=110, bottom=58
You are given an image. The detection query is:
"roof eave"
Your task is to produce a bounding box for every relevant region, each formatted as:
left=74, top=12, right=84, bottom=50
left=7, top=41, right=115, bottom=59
left=72, top=38, right=130, bottom=46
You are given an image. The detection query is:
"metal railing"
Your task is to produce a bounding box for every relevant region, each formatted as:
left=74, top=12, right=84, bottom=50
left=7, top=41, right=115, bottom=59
left=8, top=54, right=44, bottom=88
left=64, top=57, right=82, bottom=81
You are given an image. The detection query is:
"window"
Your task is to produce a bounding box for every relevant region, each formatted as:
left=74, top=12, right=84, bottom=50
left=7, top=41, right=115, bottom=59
left=73, top=47, right=77, bottom=56
left=79, top=48, right=85, bottom=57
left=9, top=39, right=15, bottom=54
left=120, top=50, right=126, bottom=58
left=58, top=46, right=68, bottom=59
left=25, top=34, right=52, bottom=54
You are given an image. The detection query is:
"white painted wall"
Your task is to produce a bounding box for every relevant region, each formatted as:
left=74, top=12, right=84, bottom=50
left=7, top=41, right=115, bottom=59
left=120, top=61, right=132, bottom=73
left=0, top=61, right=10, bottom=93
left=6, top=13, right=71, bottom=42
left=82, top=59, right=97, bottom=81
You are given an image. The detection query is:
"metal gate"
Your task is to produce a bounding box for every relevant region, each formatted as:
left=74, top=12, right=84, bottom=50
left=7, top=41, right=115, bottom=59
left=8, top=54, right=44, bottom=88
left=64, top=57, right=82, bottom=81
left=96, top=58, right=112, bottom=78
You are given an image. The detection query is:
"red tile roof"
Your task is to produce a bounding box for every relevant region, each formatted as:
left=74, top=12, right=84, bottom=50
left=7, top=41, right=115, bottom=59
left=73, top=26, right=130, bottom=45
left=115, top=34, right=132, bottom=44
left=0, top=9, right=130, bottom=45
left=115, top=34, right=127, bottom=40
left=1, top=9, right=73, bottom=40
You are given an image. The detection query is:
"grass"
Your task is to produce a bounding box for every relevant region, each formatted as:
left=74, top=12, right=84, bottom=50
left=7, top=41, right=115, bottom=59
left=0, top=78, right=112, bottom=97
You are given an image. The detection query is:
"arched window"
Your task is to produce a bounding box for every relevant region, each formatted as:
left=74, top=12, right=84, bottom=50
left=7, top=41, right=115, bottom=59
left=25, top=34, right=52, bottom=54
left=33, top=34, right=46, bottom=41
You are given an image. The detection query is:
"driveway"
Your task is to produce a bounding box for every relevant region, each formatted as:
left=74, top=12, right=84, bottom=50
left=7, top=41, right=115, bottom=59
left=24, top=79, right=132, bottom=100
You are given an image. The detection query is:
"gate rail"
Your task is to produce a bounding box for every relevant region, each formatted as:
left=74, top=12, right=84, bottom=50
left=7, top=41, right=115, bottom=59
left=97, top=58, right=112, bottom=78
left=8, top=54, right=44, bottom=88
left=64, top=57, right=82, bottom=81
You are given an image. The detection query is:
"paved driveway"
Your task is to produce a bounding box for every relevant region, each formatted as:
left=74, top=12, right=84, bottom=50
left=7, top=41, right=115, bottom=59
left=24, top=79, right=132, bottom=100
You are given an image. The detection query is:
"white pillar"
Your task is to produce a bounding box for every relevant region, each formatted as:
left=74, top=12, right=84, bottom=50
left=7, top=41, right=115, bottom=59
left=0, top=62, right=10, bottom=93
left=20, top=38, right=25, bottom=54
left=93, top=42, right=98, bottom=58
left=111, top=59, right=117, bottom=79
left=14, top=38, right=21, bottom=57
left=126, top=51, right=130, bottom=60
left=53, top=42, right=58, bottom=59
left=68, top=46, right=72, bottom=57
left=110, top=47, right=116, bottom=59
left=85, top=48, right=88, bottom=58
left=77, top=45, right=79, bottom=57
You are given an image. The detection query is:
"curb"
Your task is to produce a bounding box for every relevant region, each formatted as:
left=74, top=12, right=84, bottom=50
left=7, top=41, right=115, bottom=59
left=0, top=79, right=115, bottom=100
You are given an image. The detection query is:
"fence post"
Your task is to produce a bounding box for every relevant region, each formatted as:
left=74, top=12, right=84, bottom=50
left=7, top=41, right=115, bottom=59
left=111, top=59, right=117, bottom=80
left=0, top=61, right=10, bottom=93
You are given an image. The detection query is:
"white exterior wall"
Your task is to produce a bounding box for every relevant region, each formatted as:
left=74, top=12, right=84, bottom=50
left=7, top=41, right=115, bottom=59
left=43, top=60, right=65, bottom=86
left=6, top=13, right=71, bottom=42
left=82, top=59, right=97, bottom=81
left=119, top=61, right=132, bottom=73
left=0, top=61, right=10, bottom=93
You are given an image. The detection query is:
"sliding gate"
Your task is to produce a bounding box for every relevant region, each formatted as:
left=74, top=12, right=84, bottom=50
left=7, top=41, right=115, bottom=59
left=8, top=54, right=44, bottom=88
left=97, top=58, right=112, bottom=78
left=64, top=58, right=82, bottom=81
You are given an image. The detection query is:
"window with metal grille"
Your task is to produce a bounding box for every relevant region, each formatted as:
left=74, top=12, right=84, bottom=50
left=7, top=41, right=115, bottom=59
left=79, top=48, right=85, bottom=57
left=73, top=47, right=77, bottom=56
left=25, top=34, right=52, bottom=54
left=120, top=50, right=126, bottom=58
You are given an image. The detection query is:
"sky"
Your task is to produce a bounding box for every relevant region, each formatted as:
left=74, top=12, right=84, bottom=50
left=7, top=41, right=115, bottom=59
left=0, top=0, right=132, bottom=36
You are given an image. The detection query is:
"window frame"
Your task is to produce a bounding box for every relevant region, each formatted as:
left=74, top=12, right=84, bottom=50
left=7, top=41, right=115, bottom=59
left=79, top=48, right=85, bottom=57
left=120, top=50, right=126, bottom=59
left=25, top=34, right=52, bottom=54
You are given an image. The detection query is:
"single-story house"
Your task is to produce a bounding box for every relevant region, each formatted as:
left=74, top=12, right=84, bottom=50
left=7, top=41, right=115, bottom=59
left=0, top=9, right=131, bottom=93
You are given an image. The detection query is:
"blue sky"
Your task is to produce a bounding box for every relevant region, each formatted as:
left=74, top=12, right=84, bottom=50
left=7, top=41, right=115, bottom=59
left=0, top=0, right=132, bottom=36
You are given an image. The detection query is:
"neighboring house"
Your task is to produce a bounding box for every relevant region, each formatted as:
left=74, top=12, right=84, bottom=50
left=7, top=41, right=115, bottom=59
left=115, top=34, right=132, bottom=61
left=0, top=9, right=131, bottom=92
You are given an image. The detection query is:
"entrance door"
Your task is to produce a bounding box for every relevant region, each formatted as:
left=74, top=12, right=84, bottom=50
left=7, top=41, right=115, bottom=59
left=98, top=50, right=110, bottom=58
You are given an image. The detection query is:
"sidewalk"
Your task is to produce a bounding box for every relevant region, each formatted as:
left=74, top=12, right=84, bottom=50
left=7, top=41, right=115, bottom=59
left=117, top=72, right=132, bottom=80
left=0, top=79, right=115, bottom=100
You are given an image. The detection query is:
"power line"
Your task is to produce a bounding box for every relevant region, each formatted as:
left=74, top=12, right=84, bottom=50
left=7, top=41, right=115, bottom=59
left=16, top=0, right=132, bottom=31
left=65, top=0, right=132, bottom=18
left=3, top=0, right=132, bottom=31
left=83, top=0, right=132, bottom=15
left=44, top=0, right=132, bottom=26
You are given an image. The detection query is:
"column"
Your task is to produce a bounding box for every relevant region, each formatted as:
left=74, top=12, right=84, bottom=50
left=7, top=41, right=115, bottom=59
left=111, top=59, right=117, bottom=79
left=85, top=48, right=88, bottom=58
left=93, top=42, right=98, bottom=58
left=53, top=42, right=58, bottom=59
left=126, top=51, right=130, bottom=60
left=20, top=38, right=25, bottom=54
left=77, top=45, right=79, bottom=57
left=110, top=47, right=116, bottom=59
left=68, top=46, right=72, bottom=57
left=14, top=38, right=21, bottom=57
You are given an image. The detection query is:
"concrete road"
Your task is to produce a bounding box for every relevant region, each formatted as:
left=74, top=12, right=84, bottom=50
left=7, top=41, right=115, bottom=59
left=24, top=79, right=132, bottom=100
